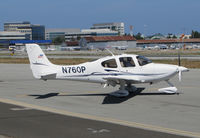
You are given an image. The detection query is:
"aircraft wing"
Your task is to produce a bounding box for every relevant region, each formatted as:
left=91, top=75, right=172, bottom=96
left=103, top=75, right=143, bottom=83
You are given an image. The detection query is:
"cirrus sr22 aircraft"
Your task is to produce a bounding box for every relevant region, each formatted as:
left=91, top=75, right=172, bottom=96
left=26, top=44, right=189, bottom=97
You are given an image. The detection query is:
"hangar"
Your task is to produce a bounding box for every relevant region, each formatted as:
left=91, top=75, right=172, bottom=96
left=81, top=36, right=137, bottom=49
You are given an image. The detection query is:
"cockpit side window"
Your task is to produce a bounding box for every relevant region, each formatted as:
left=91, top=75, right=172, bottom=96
left=119, top=57, right=135, bottom=67
left=137, top=56, right=152, bottom=66
left=101, top=59, right=117, bottom=68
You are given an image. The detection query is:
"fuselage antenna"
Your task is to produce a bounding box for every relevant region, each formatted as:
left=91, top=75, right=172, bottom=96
left=105, top=48, right=114, bottom=56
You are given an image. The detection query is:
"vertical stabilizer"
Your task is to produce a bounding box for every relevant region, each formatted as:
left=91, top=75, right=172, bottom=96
left=26, top=44, right=52, bottom=66
left=26, top=44, right=56, bottom=79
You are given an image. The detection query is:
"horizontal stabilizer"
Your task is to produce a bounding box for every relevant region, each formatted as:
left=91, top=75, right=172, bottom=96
left=26, top=44, right=57, bottom=80
left=41, top=73, right=57, bottom=80
left=31, top=65, right=57, bottom=79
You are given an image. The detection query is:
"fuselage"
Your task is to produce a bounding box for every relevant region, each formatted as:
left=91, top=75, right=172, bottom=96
left=50, top=54, right=185, bottom=84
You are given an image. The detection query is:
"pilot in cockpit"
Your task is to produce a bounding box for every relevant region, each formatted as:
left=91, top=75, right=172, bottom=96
left=120, top=57, right=135, bottom=67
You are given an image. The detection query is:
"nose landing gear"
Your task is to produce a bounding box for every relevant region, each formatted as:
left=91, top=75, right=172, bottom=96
left=158, top=80, right=178, bottom=94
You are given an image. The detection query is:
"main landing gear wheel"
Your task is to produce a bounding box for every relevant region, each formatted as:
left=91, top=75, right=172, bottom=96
left=126, top=84, right=137, bottom=93
left=109, top=89, right=129, bottom=97
left=109, top=80, right=129, bottom=97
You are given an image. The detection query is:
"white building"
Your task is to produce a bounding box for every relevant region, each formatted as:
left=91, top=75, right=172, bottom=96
left=65, top=28, right=118, bottom=41
left=81, top=29, right=118, bottom=35
left=0, top=31, right=29, bottom=40
left=4, top=21, right=45, bottom=40
left=91, top=22, right=125, bottom=35
left=4, top=22, right=32, bottom=39
left=4, top=21, right=31, bottom=31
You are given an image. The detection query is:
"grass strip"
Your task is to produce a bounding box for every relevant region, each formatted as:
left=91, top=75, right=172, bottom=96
left=0, top=58, right=200, bottom=68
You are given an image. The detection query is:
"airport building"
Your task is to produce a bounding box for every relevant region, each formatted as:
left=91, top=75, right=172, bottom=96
left=0, top=31, right=30, bottom=46
left=83, top=36, right=136, bottom=48
left=82, top=29, right=118, bottom=36
left=4, top=21, right=32, bottom=39
left=91, top=22, right=125, bottom=35
left=4, top=21, right=45, bottom=40
left=0, top=31, right=30, bottom=40
left=4, top=21, right=31, bottom=31
left=46, top=23, right=124, bottom=41
left=31, top=25, right=45, bottom=40
left=65, top=29, right=118, bottom=41
left=45, top=28, right=80, bottom=40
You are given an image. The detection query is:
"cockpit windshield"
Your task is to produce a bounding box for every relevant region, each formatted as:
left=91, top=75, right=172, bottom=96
left=137, top=56, right=152, bottom=66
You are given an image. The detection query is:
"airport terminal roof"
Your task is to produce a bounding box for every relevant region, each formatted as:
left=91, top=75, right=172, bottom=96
left=85, top=36, right=136, bottom=42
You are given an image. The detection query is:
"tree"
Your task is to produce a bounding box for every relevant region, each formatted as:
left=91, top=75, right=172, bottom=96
left=172, top=35, right=177, bottom=39
left=191, top=30, right=200, bottom=38
left=53, top=36, right=65, bottom=44
left=134, top=33, right=144, bottom=40
left=167, top=33, right=172, bottom=39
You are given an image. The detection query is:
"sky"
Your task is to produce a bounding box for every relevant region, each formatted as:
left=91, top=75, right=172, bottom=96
left=0, top=0, right=200, bottom=35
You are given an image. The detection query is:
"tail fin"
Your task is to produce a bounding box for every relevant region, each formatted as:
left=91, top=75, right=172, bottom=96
left=26, top=44, right=57, bottom=80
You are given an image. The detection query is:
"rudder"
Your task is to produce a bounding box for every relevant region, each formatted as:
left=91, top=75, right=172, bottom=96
left=26, top=44, right=56, bottom=79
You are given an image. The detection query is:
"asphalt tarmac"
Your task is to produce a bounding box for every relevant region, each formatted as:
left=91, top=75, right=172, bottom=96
left=0, top=102, right=189, bottom=138
left=0, top=64, right=200, bottom=138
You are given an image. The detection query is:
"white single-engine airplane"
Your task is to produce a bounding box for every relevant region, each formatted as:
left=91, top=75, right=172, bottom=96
left=26, top=44, right=189, bottom=97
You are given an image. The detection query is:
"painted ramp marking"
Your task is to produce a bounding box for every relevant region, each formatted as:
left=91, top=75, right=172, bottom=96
left=0, top=98, right=200, bottom=138
left=10, top=107, right=32, bottom=111
left=87, top=128, right=110, bottom=134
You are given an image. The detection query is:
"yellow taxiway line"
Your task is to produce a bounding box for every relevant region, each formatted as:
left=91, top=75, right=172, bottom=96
left=0, top=98, right=200, bottom=138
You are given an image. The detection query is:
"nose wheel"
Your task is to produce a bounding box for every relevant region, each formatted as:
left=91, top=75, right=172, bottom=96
left=158, top=80, right=178, bottom=94
left=125, top=83, right=137, bottom=93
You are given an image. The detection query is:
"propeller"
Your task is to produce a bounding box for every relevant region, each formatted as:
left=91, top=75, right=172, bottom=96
left=178, top=68, right=182, bottom=82
left=177, top=66, right=189, bottom=82
left=178, top=49, right=182, bottom=82
left=177, top=34, right=185, bottom=81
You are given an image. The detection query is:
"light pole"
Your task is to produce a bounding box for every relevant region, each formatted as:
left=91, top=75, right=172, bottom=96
left=178, top=34, right=185, bottom=66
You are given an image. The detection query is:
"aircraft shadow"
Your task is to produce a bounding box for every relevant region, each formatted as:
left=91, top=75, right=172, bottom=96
left=29, top=88, right=177, bottom=104
left=29, top=93, right=60, bottom=99
left=29, top=93, right=108, bottom=99
left=103, top=89, right=178, bottom=104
